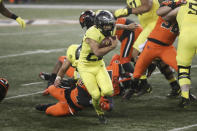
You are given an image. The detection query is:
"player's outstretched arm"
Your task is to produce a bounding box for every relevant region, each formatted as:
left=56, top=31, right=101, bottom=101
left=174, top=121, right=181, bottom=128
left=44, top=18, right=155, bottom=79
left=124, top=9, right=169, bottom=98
left=54, top=60, right=72, bottom=87
left=0, top=2, right=26, bottom=28
left=114, top=0, right=152, bottom=18
left=116, top=23, right=138, bottom=31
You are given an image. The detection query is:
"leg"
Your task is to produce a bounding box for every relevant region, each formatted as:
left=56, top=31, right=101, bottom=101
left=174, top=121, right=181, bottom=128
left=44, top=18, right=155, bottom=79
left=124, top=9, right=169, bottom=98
left=78, top=69, right=103, bottom=115
left=176, top=31, right=196, bottom=107
left=158, top=47, right=180, bottom=98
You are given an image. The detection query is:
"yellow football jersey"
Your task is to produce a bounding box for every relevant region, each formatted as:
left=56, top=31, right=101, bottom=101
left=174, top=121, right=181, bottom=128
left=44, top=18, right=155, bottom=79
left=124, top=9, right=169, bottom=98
left=79, top=25, right=116, bottom=65
left=126, top=0, right=160, bottom=28
left=177, top=0, right=197, bottom=31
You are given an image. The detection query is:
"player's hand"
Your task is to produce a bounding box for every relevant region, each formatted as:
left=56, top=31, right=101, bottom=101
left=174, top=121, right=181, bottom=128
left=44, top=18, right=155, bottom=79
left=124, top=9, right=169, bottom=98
left=16, top=17, right=26, bottom=28
left=126, top=23, right=139, bottom=30
left=109, top=35, right=118, bottom=49
left=54, top=79, right=61, bottom=87
left=114, top=8, right=132, bottom=18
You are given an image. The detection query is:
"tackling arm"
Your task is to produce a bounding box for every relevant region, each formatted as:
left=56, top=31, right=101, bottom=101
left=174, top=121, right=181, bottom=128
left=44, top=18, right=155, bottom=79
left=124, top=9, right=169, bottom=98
left=116, top=23, right=138, bottom=30
left=54, top=60, right=72, bottom=87
left=162, top=7, right=180, bottom=22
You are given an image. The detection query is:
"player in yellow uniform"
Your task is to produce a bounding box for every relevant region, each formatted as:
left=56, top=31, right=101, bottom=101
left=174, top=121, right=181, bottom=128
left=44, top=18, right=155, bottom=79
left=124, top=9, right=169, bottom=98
left=176, top=0, right=197, bottom=107
left=0, top=0, right=25, bottom=28
left=77, top=10, right=118, bottom=124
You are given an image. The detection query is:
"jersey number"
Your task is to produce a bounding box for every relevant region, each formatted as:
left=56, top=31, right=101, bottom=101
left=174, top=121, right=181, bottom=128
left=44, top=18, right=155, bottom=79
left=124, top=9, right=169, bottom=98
left=128, top=0, right=137, bottom=8
left=86, top=53, right=102, bottom=61
left=161, top=22, right=179, bottom=34
left=188, top=2, right=197, bottom=15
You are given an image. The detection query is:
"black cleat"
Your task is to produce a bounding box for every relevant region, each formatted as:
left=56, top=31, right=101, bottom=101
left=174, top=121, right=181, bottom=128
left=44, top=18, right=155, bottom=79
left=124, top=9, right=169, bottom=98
left=98, top=114, right=107, bottom=124
left=178, top=97, right=190, bottom=108
left=135, top=82, right=152, bottom=96
left=122, top=88, right=135, bottom=100
left=39, top=72, right=51, bottom=81
left=167, top=81, right=181, bottom=98
left=167, top=88, right=181, bottom=98
left=35, top=104, right=54, bottom=111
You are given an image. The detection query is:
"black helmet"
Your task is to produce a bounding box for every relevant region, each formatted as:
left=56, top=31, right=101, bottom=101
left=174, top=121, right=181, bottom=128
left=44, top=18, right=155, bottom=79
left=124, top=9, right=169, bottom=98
left=0, top=78, right=9, bottom=102
left=79, top=10, right=95, bottom=29
left=94, top=10, right=115, bottom=37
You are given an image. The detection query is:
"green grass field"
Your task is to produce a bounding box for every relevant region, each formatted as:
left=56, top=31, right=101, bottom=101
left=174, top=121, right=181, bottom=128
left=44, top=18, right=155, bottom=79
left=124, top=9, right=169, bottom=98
left=1, top=5, right=197, bottom=131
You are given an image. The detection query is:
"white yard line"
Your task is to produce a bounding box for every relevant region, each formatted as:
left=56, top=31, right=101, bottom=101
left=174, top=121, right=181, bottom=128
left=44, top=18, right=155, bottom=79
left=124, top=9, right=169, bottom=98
left=5, top=91, right=43, bottom=100
left=21, top=82, right=44, bottom=86
left=168, top=124, right=197, bottom=131
left=6, top=4, right=124, bottom=9
left=0, top=48, right=65, bottom=59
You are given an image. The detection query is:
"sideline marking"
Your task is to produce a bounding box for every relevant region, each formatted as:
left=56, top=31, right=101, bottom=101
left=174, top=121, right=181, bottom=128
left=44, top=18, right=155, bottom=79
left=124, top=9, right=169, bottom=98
left=168, top=124, right=197, bottom=131
left=0, top=48, right=65, bottom=59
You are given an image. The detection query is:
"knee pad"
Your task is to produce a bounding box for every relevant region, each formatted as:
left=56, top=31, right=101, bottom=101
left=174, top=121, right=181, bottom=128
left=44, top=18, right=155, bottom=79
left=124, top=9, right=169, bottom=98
left=178, top=66, right=191, bottom=80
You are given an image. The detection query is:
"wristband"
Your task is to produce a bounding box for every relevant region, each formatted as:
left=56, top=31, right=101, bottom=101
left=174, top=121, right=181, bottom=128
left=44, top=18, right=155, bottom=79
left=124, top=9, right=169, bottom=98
left=55, top=76, right=61, bottom=81
left=127, top=7, right=132, bottom=14
left=11, top=14, right=18, bottom=20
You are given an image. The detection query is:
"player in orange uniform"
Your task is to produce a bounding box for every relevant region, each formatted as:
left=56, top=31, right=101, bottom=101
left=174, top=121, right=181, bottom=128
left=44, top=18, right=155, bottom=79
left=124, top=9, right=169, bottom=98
left=36, top=79, right=113, bottom=116
left=123, top=2, right=180, bottom=99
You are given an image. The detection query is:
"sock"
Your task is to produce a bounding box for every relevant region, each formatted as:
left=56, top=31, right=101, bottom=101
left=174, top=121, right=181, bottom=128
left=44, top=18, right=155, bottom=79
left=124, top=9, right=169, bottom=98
left=182, top=91, right=189, bottom=99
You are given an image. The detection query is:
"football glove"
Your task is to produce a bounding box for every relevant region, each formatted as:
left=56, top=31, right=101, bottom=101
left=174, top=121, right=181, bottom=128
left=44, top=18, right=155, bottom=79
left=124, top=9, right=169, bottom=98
left=16, top=17, right=26, bottom=28
left=114, top=7, right=132, bottom=18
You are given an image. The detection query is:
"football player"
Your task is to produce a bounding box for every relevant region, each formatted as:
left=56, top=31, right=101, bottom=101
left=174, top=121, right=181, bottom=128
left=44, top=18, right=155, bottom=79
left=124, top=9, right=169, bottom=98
left=39, top=10, right=96, bottom=89
left=0, top=0, right=26, bottom=28
left=162, top=0, right=197, bottom=107
left=36, top=78, right=113, bottom=116
left=76, top=10, right=118, bottom=124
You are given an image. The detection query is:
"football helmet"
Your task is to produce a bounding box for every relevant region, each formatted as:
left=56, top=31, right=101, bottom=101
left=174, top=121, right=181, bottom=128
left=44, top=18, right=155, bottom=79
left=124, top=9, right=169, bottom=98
left=95, top=10, right=115, bottom=37
left=79, top=10, right=95, bottom=29
left=0, top=78, right=9, bottom=102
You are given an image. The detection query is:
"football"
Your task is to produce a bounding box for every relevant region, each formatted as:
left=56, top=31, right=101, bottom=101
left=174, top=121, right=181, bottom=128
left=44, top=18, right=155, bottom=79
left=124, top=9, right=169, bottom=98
left=0, top=78, right=9, bottom=102
left=99, top=36, right=112, bottom=48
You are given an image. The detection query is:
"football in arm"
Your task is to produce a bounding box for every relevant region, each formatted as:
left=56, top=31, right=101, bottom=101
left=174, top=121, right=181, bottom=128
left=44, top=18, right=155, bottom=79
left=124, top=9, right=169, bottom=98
left=99, top=36, right=112, bottom=48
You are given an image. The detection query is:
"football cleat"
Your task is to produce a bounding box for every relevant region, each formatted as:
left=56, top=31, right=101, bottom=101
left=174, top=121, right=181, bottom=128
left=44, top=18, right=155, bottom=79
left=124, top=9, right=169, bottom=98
left=122, top=88, right=136, bottom=100
left=178, top=97, right=190, bottom=108
left=39, top=72, right=51, bottom=81
left=35, top=104, right=54, bottom=111
left=167, top=87, right=181, bottom=98
left=135, top=81, right=152, bottom=96
left=98, top=114, right=107, bottom=124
